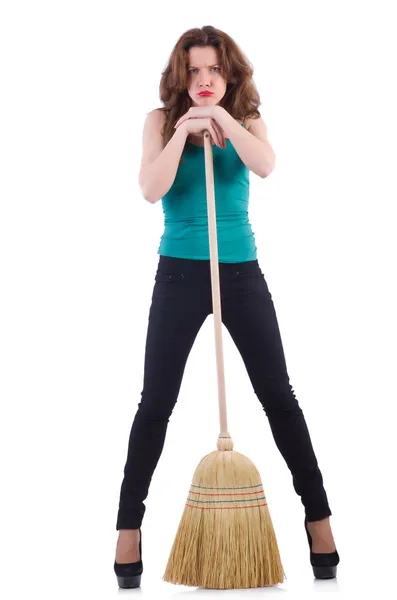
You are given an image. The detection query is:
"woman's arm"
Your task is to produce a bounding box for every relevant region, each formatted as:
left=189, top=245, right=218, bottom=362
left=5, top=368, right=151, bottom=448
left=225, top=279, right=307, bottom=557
left=139, top=110, right=188, bottom=203
left=216, top=108, right=276, bottom=178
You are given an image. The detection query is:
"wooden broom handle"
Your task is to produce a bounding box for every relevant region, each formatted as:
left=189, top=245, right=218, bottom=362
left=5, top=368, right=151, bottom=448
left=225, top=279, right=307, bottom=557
left=203, top=131, right=229, bottom=436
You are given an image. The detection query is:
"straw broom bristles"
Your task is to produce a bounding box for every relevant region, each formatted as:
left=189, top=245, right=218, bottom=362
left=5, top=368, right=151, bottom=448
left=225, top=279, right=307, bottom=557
left=162, top=435, right=286, bottom=589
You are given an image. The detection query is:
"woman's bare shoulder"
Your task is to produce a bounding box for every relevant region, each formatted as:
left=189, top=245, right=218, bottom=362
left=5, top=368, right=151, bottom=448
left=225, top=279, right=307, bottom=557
left=242, top=116, right=255, bottom=131
left=139, top=109, right=165, bottom=141
left=243, top=113, right=263, bottom=131
left=150, top=108, right=165, bottom=119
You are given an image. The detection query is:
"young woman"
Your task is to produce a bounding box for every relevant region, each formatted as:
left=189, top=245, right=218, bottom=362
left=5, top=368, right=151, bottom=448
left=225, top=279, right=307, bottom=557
left=114, top=25, right=339, bottom=588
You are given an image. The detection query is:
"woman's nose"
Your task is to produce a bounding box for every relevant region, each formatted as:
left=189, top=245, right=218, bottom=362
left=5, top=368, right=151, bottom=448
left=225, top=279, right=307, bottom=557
left=199, top=76, right=212, bottom=87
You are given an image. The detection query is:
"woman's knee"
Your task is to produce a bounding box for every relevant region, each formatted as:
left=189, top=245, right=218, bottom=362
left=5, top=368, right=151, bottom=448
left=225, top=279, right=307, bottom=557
left=136, top=392, right=178, bottom=422
left=254, top=376, right=301, bottom=414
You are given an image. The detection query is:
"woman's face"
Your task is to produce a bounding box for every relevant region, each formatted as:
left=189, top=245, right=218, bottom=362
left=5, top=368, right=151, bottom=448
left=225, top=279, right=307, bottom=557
left=186, top=45, right=227, bottom=107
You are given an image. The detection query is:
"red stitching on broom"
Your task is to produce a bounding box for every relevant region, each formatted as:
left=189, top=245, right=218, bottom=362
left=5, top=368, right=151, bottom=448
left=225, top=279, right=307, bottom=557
left=189, top=490, right=264, bottom=496
left=191, top=483, right=263, bottom=489
left=185, top=503, right=268, bottom=510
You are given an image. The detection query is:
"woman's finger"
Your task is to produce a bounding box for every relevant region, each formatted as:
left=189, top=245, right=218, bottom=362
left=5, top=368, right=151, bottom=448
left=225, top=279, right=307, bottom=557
left=204, top=119, right=218, bottom=146
left=210, top=119, right=223, bottom=147
left=209, top=124, right=222, bottom=148
left=212, top=119, right=226, bottom=147
left=211, top=118, right=225, bottom=146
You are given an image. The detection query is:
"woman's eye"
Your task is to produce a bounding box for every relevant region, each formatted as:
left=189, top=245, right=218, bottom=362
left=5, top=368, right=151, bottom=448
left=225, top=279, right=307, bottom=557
left=188, top=67, right=220, bottom=73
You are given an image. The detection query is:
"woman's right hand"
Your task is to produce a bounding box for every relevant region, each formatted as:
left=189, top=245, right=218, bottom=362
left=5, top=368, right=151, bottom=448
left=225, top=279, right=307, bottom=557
left=179, top=117, right=226, bottom=148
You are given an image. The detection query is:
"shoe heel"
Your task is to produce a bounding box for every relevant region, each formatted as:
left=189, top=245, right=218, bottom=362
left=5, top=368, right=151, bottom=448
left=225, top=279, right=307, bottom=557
left=116, top=573, right=142, bottom=589
left=312, top=565, right=337, bottom=579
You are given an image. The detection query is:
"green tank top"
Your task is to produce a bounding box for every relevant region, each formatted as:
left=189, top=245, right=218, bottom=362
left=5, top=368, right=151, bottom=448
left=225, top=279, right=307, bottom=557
left=157, top=123, right=257, bottom=263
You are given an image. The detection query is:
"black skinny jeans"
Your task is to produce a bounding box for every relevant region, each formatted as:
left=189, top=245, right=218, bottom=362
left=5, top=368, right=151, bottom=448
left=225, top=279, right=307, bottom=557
left=116, top=256, right=332, bottom=530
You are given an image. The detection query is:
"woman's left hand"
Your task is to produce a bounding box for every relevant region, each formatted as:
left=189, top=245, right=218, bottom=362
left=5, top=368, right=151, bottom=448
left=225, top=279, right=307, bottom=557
left=174, top=105, right=225, bottom=129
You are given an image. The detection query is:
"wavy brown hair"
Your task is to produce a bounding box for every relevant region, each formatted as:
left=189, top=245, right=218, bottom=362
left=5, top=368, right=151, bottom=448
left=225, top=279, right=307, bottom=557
left=156, top=25, right=262, bottom=149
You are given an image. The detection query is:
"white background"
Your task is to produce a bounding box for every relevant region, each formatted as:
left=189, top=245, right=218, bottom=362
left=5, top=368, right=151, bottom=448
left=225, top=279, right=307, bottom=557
left=1, top=0, right=396, bottom=597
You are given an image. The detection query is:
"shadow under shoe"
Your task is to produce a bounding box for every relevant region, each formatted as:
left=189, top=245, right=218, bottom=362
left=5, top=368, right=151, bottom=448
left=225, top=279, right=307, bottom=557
left=114, top=527, right=143, bottom=588
left=304, top=518, right=340, bottom=579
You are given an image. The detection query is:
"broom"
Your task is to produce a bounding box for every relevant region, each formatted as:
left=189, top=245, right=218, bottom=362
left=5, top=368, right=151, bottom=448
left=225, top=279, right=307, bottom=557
left=162, top=130, right=286, bottom=589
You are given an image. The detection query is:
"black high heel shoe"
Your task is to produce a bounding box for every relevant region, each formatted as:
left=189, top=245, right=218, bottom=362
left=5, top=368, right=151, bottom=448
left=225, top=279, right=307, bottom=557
left=114, top=527, right=143, bottom=588
left=304, top=518, right=339, bottom=579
